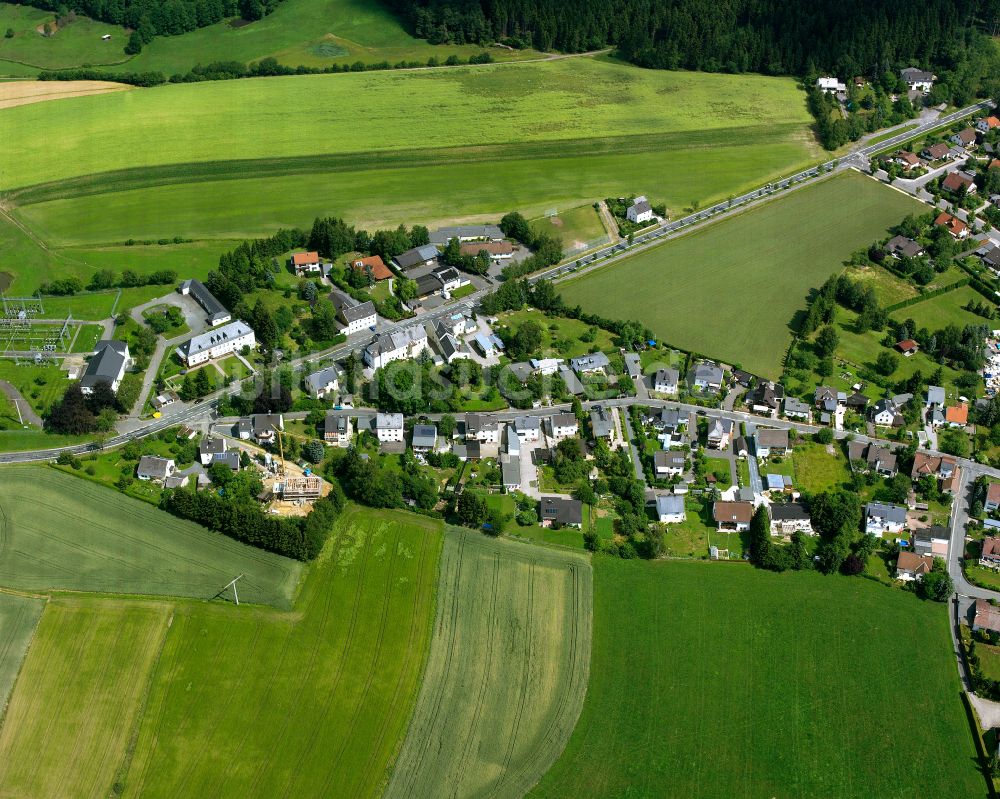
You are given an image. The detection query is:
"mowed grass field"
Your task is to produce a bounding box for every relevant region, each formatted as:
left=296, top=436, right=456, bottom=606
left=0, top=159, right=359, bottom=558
left=890, top=284, right=990, bottom=331
left=0, top=466, right=302, bottom=606
left=120, top=507, right=441, bottom=799
left=386, top=528, right=593, bottom=799
left=0, top=4, right=125, bottom=71
left=0, top=597, right=172, bottom=799
left=0, top=591, right=43, bottom=711
left=530, top=558, right=984, bottom=799
left=558, top=172, right=925, bottom=378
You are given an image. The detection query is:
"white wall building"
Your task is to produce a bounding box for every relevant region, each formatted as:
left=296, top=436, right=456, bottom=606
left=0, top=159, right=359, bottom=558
left=626, top=196, right=654, bottom=224
left=376, top=412, right=404, bottom=442
left=549, top=412, right=579, bottom=440
left=363, top=326, right=429, bottom=370
left=176, top=320, right=256, bottom=367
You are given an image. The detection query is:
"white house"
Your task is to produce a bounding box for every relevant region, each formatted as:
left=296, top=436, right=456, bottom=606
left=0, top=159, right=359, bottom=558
left=706, top=417, right=733, bottom=449
left=331, top=292, right=377, bottom=336
left=376, top=412, right=404, bottom=442
left=816, top=76, right=846, bottom=93
left=656, top=494, right=686, bottom=524
left=304, top=365, right=341, bottom=399
left=770, top=503, right=813, bottom=535
left=713, top=500, right=753, bottom=532
left=80, top=340, right=130, bottom=394
left=865, top=502, right=907, bottom=537
left=895, top=551, right=934, bottom=582
left=199, top=436, right=227, bottom=466
left=323, top=411, right=353, bottom=447
left=175, top=321, right=255, bottom=367
left=290, top=251, right=323, bottom=275
left=530, top=357, right=563, bottom=376
left=626, top=196, right=654, bottom=224
left=178, top=279, right=231, bottom=326
left=755, top=428, right=789, bottom=459
left=900, top=67, right=934, bottom=93
left=653, top=367, right=679, bottom=395
left=363, top=326, right=429, bottom=370
left=432, top=265, right=468, bottom=293
left=136, top=455, right=175, bottom=483
left=411, top=424, right=438, bottom=453
left=549, top=412, right=579, bottom=440
left=465, top=413, right=500, bottom=444
left=570, top=352, right=610, bottom=374
left=512, top=416, right=541, bottom=442
left=654, top=450, right=686, bottom=478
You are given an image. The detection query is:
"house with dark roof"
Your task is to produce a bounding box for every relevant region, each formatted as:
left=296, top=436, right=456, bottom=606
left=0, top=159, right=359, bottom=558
left=627, top=196, right=654, bottom=224
left=80, top=340, right=130, bottom=395
left=870, top=398, right=904, bottom=427
left=178, top=278, right=231, bottom=326
left=914, top=526, right=949, bottom=558
left=304, top=365, right=341, bottom=399
left=653, top=367, right=679, bottom=395
left=330, top=291, right=377, bottom=335
left=770, top=503, right=812, bottom=535
left=654, top=450, right=686, bottom=478
left=706, top=417, right=733, bottom=449
left=747, top=381, right=783, bottom=414
left=848, top=441, right=897, bottom=476
left=549, top=412, right=579, bottom=439
left=900, top=67, right=934, bottom=92
left=410, top=424, right=437, bottom=453
left=590, top=405, right=615, bottom=439
left=251, top=414, right=283, bottom=443
left=199, top=436, right=227, bottom=465
left=136, top=455, right=175, bottom=483
left=885, top=235, right=925, bottom=259
left=689, top=362, right=724, bottom=393
left=865, top=502, right=907, bottom=536
left=540, top=496, right=583, bottom=528
left=392, top=244, right=440, bottom=271
left=783, top=397, right=811, bottom=420
left=323, top=411, right=352, bottom=447
left=175, top=320, right=255, bottom=367
left=755, top=428, right=789, bottom=458
left=211, top=451, right=241, bottom=472
left=570, top=352, right=610, bottom=374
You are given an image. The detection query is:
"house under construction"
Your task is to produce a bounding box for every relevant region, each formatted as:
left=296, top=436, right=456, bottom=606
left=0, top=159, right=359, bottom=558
left=279, top=476, right=323, bottom=500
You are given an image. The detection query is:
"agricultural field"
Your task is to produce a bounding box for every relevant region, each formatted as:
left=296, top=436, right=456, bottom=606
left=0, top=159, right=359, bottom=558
left=4, top=59, right=817, bottom=247
left=0, top=591, right=44, bottom=711
left=386, top=528, right=592, bottom=799
left=120, top=507, right=441, bottom=799
left=0, top=597, right=172, bottom=799
left=558, top=171, right=926, bottom=378
left=531, top=558, right=984, bottom=799
left=0, top=466, right=302, bottom=606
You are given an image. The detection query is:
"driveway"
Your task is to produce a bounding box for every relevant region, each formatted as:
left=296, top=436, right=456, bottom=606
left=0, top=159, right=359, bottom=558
left=0, top=380, right=43, bottom=427
left=129, top=291, right=207, bottom=336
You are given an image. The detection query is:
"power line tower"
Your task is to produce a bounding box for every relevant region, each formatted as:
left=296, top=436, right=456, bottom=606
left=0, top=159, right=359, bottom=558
left=221, top=574, right=245, bottom=605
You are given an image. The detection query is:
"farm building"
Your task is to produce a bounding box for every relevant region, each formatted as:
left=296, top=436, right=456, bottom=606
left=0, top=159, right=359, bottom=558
left=178, top=279, right=231, bottom=326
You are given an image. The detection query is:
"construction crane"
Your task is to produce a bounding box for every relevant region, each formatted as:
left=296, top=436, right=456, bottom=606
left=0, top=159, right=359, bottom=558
left=275, top=427, right=287, bottom=477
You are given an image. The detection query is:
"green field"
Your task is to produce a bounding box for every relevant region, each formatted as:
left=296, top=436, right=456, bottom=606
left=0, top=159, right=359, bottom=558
left=891, top=284, right=991, bottom=331
left=0, top=4, right=123, bottom=71
left=530, top=558, right=984, bottom=799
left=0, top=466, right=302, bottom=605
left=387, top=528, right=592, bottom=798
left=558, top=171, right=926, bottom=377
left=531, top=203, right=609, bottom=255
left=120, top=507, right=441, bottom=798
left=0, top=597, right=172, bottom=799
left=0, top=591, right=44, bottom=711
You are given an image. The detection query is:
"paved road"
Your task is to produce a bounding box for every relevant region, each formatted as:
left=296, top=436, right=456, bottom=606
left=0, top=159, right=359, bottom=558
left=0, top=380, right=43, bottom=426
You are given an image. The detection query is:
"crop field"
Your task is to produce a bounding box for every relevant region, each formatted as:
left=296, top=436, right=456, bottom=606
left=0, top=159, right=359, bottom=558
left=386, top=528, right=592, bottom=799
left=0, top=596, right=171, bottom=799
left=530, top=558, right=984, bottom=799
left=0, top=79, right=129, bottom=109
left=0, top=591, right=43, bottom=711
left=558, top=172, right=925, bottom=378
left=119, top=507, right=441, bottom=799
left=0, top=466, right=302, bottom=606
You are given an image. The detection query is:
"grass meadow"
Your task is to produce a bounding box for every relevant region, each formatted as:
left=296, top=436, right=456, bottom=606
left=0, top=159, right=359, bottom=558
left=0, top=597, right=172, bottom=799
left=386, top=528, right=592, bottom=799
left=558, top=172, right=925, bottom=378
left=119, top=507, right=441, bottom=799
left=890, top=284, right=991, bottom=331
left=530, top=558, right=985, bottom=799
left=0, top=591, right=44, bottom=712
left=0, top=466, right=302, bottom=605
left=0, top=4, right=123, bottom=71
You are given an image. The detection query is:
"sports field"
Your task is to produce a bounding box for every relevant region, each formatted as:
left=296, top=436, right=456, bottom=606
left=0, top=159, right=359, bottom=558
left=0, top=466, right=302, bottom=606
left=386, top=528, right=592, bottom=799
left=0, top=591, right=43, bottom=711
left=0, top=597, right=172, bottom=799
left=558, top=172, right=925, bottom=377
left=530, top=558, right=984, bottom=799
left=120, top=507, right=441, bottom=799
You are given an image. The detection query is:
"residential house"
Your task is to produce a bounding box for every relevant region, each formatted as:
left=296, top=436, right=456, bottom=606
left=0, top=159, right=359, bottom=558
left=375, top=412, right=404, bottom=443
left=136, top=456, right=175, bottom=483
left=652, top=407, right=688, bottom=447
left=363, top=326, right=428, bottom=369
left=501, top=456, right=521, bottom=491
left=178, top=278, right=231, bottom=326
left=349, top=255, right=392, bottom=281
left=432, top=265, right=469, bottom=293
left=624, top=353, right=642, bottom=379
left=549, top=412, right=579, bottom=440
left=913, top=526, right=949, bottom=558
left=816, top=76, right=847, bottom=93
left=411, top=424, right=438, bottom=453
left=981, top=246, right=1000, bottom=276
left=512, top=416, right=541, bottom=442
left=731, top=369, right=753, bottom=388
left=654, top=450, right=686, bottom=478
left=330, top=292, right=377, bottom=335
left=896, top=551, right=935, bottom=582
left=653, top=367, right=679, bottom=395
left=755, top=428, right=789, bottom=458
left=210, top=451, right=240, bottom=472
left=978, top=116, right=1000, bottom=133
left=472, top=332, right=498, bottom=358
left=570, top=352, right=610, bottom=374
left=540, top=496, right=583, bottom=528
left=934, top=211, right=968, bottom=239
left=559, top=366, right=586, bottom=396
left=986, top=482, right=1000, bottom=513
left=290, top=251, right=323, bottom=275
left=896, top=339, right=920, bottom=356
left=926, top=385, right=946, bottom=409
left=870, top=398, right=904, bottom=427
left=865, top=502, right=907, bottom=536
left=392, top=244, right=439, bottom=271
left=323, top=411, right=352, bottom=447
left=250, top=414, right=283, bottom=443
left=433, top=321, right=471, bottom=363
left=911, top=451, right=958, bottom=484
left=199, top=436, right=227, bottom=466
left=706, top=417, right=733, bottom=449
left=921, top=142, right=951, bottom=161
left=770, top=503, right=813, bottom=535
left=814, top=386, right=844, bottom=413
left=656, top=494, right=686, bottom=524
left=626, top=196, right=654, bottom=224
left=848, top=441, right=898, bottom=476
left=590, top=405, right=615, bottom=439
left=943, top=171, right=978, bottom=194
left=845, top=392, right=869, bottom=412
left=747, top=381, right=784, bottom=414
left=733, top=436, right=749, bottom=458
left=459, top=241, right=513, bottom=261
left=429, top=225, right=504, bottom=246
left=304, top=365, right=341, bottom=399
left=689, top=362, right=724, bottom=393
left=900, top=67, right=934, bottom=92
left=982, top=537, right=1000, bottom=568
left=892, top=152, right=923, bottom=172
left=713, top=501, right=754, bottom=532
left=505, top=425, right=520, bottom=456
left=530, top=357, right=563, bottom=376
left=885, top=235, right=925, bottom=259
left=465, top=413, right=500, bottom=445
left=783, top=397, right=811, bottom=420
left=80, top=340, right=130, bottom=394
left=236, top=418, right=252, bottom=440
left=951, top=128, right=978, bottom=149
left=945, top=403, right=969, bottom=428
left=974, top=599, right=1000, bottom=635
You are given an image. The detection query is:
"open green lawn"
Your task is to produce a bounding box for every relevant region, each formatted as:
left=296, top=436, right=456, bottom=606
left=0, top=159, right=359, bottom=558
left=530, top=203, right=608, bottom=255
left=0, top=591, right=44, bottom=713
left=120, top=507, right=441, bottom=799
left=0, top=4, right=124, bottom=70
left=0, top=596, right=172, bottom=799
left=793, top=440, right=852, bottom=493
left=845, top=265, right=919, bottom=307
left=530, top=558, right=985, bottom=799
left=558, top=172, right=925, bottom=378
left=498, top=308, right=616, bottom=361
left=386, top=527, right=592, bottom=799
left=891, top=284, right=992, bottom=331
left=0, top=465, right=302, bottom=605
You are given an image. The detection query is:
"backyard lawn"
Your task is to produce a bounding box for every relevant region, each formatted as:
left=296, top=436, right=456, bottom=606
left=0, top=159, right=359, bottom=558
left=530, top=203, right=609, bottom=256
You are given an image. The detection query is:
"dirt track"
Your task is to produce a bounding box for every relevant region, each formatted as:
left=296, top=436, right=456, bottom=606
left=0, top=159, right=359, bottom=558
left=0, top=80, right=130, bottom=110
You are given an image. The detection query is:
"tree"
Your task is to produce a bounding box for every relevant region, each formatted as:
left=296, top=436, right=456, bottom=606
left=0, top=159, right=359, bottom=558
left=251, top=298, right=279, bottom=350
left=194, top=367, right=212, bottom=397
left=917, top=563, right=953, bottom=601
left=438, top=413, right=456, bottom=439
left=813, top=427, right=833, bottom=444
left=814, top=325, right=839, bottom=358
left=46, top=384, right=95, bottom=434
left=456, top=490, right=488, bottom=528
left=302, top=440, right=325, bottom=464
left=125, top=29, right=143, bottom=54
left=809, top=490, right=861, bottom=538
left=310, top=299, right=339, bottom=341
left=748, top=505, right=771, bottom=567
left=875, top=350, right=898, bottom=376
